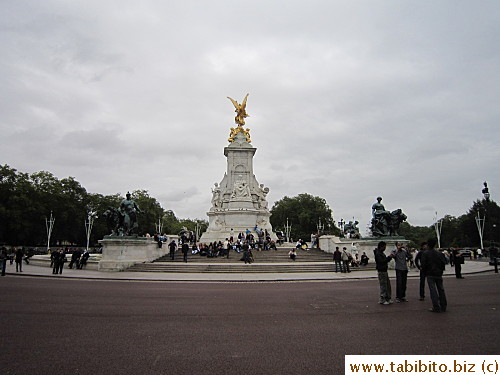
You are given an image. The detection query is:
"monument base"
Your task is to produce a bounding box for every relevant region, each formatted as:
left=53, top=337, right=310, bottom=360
left=98, top=236, right=173, bottom=271
left=319, top=235, right=409, bottom=257
left=199, top=209, right=277, bottom=244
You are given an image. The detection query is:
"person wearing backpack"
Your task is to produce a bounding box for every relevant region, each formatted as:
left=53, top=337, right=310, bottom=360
left=341, top=247, right=352, bottom=273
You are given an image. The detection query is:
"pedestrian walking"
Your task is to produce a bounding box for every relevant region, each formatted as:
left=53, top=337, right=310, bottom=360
left=182, top=241, right=189, bottom=263
left=421, top=239, right=447, bottom=313
left=374, top=241, right=394, bottom=305
left=168, top=240, right=177, bottom=261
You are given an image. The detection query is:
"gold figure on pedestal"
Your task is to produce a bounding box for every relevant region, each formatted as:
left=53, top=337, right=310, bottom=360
left=227, top=93, right=250, bottom=126
left=227, top=93, right=252, bottom=143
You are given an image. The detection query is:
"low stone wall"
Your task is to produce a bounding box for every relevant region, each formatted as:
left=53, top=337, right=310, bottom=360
left=319, top=236, right=409, bottom=255
left=29, top=255, right=101, bottom=271
left=98, top=236, right=174, bottom=271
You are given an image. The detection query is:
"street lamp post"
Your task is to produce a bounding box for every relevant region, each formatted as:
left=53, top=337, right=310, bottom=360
left=475, top=210, right=485, bottom=251
left=284, top=218, right=292, bottom=243
left=317, top=218, right=324, bottom=233
left=155, top=215, right=164, bottom=234
left=85, top=209, right=97, bottom=253
left=434, top=212, right=443, bottom=249
left=45, top=211, right=55, bottom=252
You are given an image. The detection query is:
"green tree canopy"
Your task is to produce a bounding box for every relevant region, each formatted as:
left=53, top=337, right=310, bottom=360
left=0, top=164, right=209, bottom=247
left=270, top=193, right=339, bottom=241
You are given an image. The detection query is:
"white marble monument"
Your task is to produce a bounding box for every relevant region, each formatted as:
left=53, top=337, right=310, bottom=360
left=199, top=95, right=276, bottom=243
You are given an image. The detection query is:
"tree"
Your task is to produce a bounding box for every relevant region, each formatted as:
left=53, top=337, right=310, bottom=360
left=129, top=190, right=165, bottom=236
left=270, top=193, right=339, bottom=241
left=398, top=222, right=434, bottom=249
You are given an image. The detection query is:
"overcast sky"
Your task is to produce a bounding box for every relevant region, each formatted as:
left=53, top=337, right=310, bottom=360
left=1, top=0, right=499, bottom=234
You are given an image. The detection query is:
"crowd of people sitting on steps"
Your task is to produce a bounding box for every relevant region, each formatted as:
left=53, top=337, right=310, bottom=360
left=165, top=229, right=278, bottom=263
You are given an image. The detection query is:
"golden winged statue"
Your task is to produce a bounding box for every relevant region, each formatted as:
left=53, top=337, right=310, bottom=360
left=227, top=93, right=250, bottom=126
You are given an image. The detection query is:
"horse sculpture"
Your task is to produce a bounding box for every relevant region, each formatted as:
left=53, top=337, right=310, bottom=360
left=103, top=208, right=124, bottom=236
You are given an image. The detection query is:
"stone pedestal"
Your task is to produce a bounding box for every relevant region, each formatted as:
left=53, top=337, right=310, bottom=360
left=199, top=131, right=276, bottom=243
left=319, top=235, right=409, bottom=258
left=98, top=236, right=172, bottom=271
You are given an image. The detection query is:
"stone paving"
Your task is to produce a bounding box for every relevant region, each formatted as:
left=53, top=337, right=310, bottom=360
left=2, top=258, right=494, bottom=282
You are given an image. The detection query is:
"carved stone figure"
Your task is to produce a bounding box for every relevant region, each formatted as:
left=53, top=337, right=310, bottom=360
left=211, top=183, right=222, bottom=209
left=231, top=179, right=250, bottom=198
left=256, top=184, right=270, bottom=209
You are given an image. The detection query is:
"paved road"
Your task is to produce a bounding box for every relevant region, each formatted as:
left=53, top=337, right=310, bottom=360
left=1, top=274, right=498, bottom=374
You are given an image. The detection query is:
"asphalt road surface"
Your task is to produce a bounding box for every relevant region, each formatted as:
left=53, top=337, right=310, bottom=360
left=1, top=274, right=498, bottom=375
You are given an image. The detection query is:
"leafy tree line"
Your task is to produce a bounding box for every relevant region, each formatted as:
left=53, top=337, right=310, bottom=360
left=399, top=198, right=499, bottom=249
left=0, top=165, right=207, bottom=247
left=270, top=193, right=341, bottom=241
left=270, top=192, right=499, bottom=249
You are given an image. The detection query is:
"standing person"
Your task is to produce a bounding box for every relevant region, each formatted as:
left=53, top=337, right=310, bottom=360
left=452, top=248, right=465, bottom=279
left=55, top=249, right=67, bottom=275
left=393, top=242, right=411, bottom=302
left=421, top=239, right=447, bottom=313
left=224, top=238, right=231, bottom=259
left=15, top=248, right=24, bottom=272
left=414, top=242, right=428, bottom=301
left=168, top=240, right=177, bottom=261
left=181, top=240, right=189, bottom=263
left=242, top=241, right=253, bottom=264
left=374, top=241, right=394, bottom=305
left=341, top=247, right=352, bottom=273
left=52, top=250, right=60, bottom=274
left=1, top=247, right=7, bottom=276
left=333, top=247, right=343, bottom=273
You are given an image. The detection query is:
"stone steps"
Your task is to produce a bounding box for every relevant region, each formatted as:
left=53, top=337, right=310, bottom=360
left=126, top=247, right=376, bottom=273
left=154, top=247, right=334, bottom=263
left=127, top=262, right=376, bottom=273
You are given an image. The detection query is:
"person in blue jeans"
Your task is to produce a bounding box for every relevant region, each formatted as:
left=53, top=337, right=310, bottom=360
left=421, top=239, right=447, bottom=313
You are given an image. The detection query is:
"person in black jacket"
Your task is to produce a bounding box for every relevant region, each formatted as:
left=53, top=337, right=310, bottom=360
left=168, top=240, right=177, bottom=261
left=0, top=247, right=7, bottom=276
left=181, top=238, right=189, bottom=263
left=78, top=250, right=90, bottom=269
left=68, top=249, right=81, bottom=269
left=451, top=248, right=465, bottom=279
left=374, top=241, right=394, bottom=305
left=54, top=249, right=67, bottom=275
left=414, top=242, right=428, bottom=301
left=333, top=247, right=343, bottom=273
left=15, top=248, right=24, bottom=272
left=421, top=239, right=447, bottom=313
